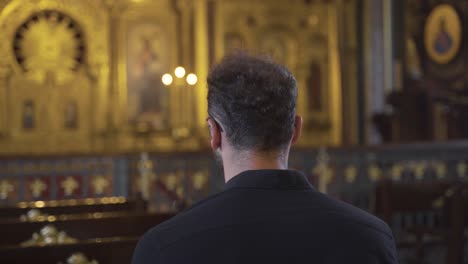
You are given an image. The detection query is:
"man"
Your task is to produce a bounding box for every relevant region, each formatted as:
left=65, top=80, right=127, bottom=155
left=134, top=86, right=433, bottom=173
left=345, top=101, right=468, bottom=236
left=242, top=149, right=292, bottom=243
left=132, top=52, right=398, bottom=264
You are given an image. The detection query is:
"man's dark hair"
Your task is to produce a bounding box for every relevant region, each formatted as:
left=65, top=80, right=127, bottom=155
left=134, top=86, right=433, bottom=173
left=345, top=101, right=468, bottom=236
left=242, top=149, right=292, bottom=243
left=207, top=52, right=297, bottom=152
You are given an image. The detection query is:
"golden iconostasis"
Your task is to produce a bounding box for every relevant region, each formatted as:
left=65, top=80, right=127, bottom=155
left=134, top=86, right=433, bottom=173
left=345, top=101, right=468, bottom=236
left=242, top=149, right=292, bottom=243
left=0, top=0, right=359, bottom=155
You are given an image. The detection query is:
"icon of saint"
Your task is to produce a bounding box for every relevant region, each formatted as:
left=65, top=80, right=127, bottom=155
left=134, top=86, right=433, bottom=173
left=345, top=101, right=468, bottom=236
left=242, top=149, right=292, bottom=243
left=64, top=101, right=78, bottom=129
left=433, top=18, right=453, bottom=54
left=22, top=101, right=35, bottom=130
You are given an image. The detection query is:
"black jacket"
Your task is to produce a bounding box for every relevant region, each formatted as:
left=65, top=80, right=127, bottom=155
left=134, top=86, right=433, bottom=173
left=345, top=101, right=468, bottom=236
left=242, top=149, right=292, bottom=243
left=132, top=169, right=398, bottom=264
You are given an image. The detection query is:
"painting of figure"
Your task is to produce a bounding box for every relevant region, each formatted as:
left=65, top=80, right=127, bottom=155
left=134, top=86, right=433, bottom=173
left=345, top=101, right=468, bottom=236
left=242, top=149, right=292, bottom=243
left=22, top=100, right=35, bottom=130
left=433, top=18, right=453, bottom=55
left=423, top=4, right=462, bottom=65
left=127, top=23, right=169, bottom=130
left=64, top=101, right=78, bottom=129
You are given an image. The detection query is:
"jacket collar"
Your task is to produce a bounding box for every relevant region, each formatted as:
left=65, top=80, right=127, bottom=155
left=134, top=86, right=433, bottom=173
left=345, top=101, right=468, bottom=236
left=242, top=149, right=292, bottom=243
left=225, top=169, right=315, bottom=190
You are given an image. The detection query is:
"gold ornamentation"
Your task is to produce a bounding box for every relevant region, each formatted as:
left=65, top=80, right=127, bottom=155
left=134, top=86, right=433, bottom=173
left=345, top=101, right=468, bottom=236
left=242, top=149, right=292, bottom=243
left=312, top=165, right=333, bottom=191
left=30, top=179, right=47, bottom=198
left=59, top=252, right=99, bottom=264
left=434, top=162, right=447, bottom=179
left=58, top=252, right=99, bottom=264
left=322, top=168, right=334, bottom=185
left=20, top=209, right=48, bottom=221
left=390, top=164, right=403, bottom=181
left=192, top=171, right=208, bottom=190
left=13, top=10, right=86, bottom=85
left=424, top=4, right=462, bottom=64
left=413, top=162, right=427, bottom=180
left=344, top=166, right=357, bottom=184
left=456, top=162, right=466, bottom=178
left=0, top=179, right=14, bottom=199
left=91, top=175, right=109, bottom=195
left=165, top=173, right=178, bottom=191
left=0, top=0, right=110, bottom=154
left=61, top=176, right=79, bottom=196
left=176, top=186, right=184, bottom=197
left=138, top=153, right=156, bottom=199
left=21, top=225, right=77, bottom=246
left=313, top=148, right=333, bottom=193
left=367, top=164, right=382, bottom=182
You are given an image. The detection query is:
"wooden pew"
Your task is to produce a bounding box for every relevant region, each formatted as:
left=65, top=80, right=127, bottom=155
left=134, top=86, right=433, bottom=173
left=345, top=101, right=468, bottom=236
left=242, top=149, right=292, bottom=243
left=374, top=180, right=454, bottom=264
left=0, top=212, right=173, bottom=246
left=442, top=184, right=466, bottom=264
left=0, top=196, right=147, bottom=220
left=0, top=237, right=139, bottom=264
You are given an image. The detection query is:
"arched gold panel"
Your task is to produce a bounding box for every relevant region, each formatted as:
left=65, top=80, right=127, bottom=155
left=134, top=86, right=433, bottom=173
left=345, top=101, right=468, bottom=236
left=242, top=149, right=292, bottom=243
left=0, top=0, right=109, bottom=154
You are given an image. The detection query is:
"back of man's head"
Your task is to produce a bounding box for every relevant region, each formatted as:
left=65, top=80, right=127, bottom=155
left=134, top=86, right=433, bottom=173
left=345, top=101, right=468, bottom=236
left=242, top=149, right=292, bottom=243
left=207, top=52, right=298, bottom=153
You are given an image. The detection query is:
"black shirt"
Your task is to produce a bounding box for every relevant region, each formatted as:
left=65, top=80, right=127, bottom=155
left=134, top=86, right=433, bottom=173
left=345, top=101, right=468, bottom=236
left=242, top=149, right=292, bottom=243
left=132, top=170, right=398, bottom=264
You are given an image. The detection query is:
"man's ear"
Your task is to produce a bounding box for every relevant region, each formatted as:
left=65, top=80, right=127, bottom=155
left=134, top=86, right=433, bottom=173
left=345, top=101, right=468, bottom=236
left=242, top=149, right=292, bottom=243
left=291, top=115, right=302, bottom=145
left=207, top=118, right=222, bottom=150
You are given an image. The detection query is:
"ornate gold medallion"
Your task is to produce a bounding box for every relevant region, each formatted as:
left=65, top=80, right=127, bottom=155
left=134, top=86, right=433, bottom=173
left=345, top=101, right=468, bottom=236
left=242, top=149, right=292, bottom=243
left=424, top=4, right=462, bottom=65
left=12, top=10, right=85, bottom=84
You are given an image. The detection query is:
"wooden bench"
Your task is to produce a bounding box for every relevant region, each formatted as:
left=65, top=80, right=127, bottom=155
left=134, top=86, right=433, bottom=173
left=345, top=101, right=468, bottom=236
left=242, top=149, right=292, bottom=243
left=0, top=196, right=147, bottom=220
left=440, top=183, right=466, bottom=264
left=0, top=212, right=173, bottom=246
left=0, top=237, right=139, bottom=264
left=374, top=180, right=454, bottom=264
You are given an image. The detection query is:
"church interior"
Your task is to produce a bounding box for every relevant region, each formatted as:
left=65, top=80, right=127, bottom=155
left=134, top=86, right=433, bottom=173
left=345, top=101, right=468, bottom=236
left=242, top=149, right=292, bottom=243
left=0, top=0, right=467, bottom=263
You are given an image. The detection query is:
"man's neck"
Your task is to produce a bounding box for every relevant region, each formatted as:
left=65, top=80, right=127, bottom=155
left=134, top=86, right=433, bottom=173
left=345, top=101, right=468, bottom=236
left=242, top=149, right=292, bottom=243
left=223, top=150, right=289, bottom=183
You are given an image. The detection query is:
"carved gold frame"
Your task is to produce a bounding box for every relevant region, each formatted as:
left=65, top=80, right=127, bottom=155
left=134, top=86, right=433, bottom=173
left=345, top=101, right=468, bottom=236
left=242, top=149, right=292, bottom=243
left=0, top=0, right=110, bottom=154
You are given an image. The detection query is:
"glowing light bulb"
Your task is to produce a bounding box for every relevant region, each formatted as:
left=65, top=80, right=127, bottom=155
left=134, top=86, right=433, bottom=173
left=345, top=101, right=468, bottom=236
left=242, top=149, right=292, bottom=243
left=161, top=74, right=173, bottom=86
left=174, top=67, right=186, bottom=78
left=186, top=73, right=198, bottom=85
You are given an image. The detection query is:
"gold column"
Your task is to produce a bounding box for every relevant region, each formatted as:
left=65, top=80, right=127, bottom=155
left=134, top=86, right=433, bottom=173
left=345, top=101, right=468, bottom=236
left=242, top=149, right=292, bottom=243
left=0, top=66, right=8, bottom=138
left=340, top=0, right=359, bottom=145
left=194, top=0, right=209, bottom=133
left=107, top=1, right=120, bottom=132
left=214, top=0, right=224, bottom=63
left=178, top=0, right=192, bottom=130
left=328, top=3, right=343, bottom=146
left=383, top=0, right=393, bottom=94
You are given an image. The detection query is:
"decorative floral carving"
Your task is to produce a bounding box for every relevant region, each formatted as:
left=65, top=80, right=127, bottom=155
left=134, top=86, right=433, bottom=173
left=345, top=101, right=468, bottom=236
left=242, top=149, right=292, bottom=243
left=344, top=165, right=357, bottom=184
left=21, top=225, right=77, bottom=246
left=59, top=252, right=99, bottom=264
left=367, top=164, right=382, bottom=182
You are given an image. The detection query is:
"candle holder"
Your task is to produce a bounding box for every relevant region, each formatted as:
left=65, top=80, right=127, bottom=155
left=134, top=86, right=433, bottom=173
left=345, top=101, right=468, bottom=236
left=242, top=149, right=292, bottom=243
left=162, top=66, right=198, bottom=141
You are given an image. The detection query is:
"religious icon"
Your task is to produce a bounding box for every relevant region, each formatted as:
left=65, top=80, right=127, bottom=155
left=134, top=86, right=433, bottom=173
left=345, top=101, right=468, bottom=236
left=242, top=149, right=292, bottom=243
left=127, top=23, right=169, bottom=130
left=22, top=100, right=35, bottom=130
left=433, top=18, right=453, bottom=54
left=424, top=4, right=462, bottom=65
left=64, top=101, right=78, bottom=129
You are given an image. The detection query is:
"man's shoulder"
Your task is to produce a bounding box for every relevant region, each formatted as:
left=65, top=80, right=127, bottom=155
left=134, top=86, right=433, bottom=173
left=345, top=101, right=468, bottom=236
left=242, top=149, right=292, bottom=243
left=134, top=188, right=397, bottom=263
left=312, top=192, right=393, bottom=238
left=145, top=189, right=393, bottom=244
left=142, top=189, right=238, bottom=242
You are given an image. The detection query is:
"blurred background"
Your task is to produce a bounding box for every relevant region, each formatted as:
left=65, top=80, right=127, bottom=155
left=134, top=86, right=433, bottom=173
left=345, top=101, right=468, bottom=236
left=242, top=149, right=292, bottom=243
left=0, top=0, right=467, bottom=263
